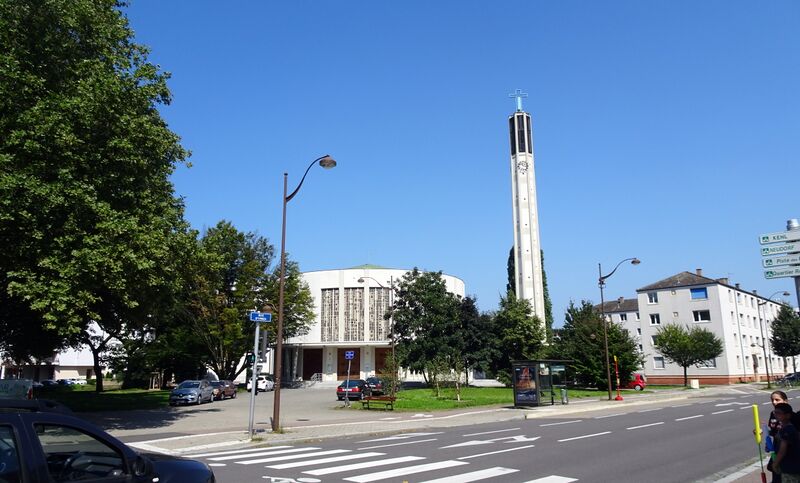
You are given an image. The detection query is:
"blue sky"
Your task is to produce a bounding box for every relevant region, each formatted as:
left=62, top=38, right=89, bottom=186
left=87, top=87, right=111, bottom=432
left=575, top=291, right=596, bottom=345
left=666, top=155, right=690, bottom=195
left=125, top=1, right=799, bottom=323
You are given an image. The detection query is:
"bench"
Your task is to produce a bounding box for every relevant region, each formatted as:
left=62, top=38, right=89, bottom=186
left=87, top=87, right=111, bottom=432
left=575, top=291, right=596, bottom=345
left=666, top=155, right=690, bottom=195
left=360, top=395, right=396, bottom=410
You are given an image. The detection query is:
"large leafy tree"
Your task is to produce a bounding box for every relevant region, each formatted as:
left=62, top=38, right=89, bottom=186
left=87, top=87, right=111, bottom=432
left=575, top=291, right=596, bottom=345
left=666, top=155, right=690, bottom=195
left=0, top=0, right=190, bottom=390
left=554, top=301, right=642, bottom=390
left=391, top=268, right=461, bottom=384
left=457, top=296, right=494, bottom=384
left=771, top=306, right=800, bottom=374
left=505, top=248, right=554, bottom=336
left=653, top=324, right=723, bottom=387
left=490, top=292, right=546, bottom=385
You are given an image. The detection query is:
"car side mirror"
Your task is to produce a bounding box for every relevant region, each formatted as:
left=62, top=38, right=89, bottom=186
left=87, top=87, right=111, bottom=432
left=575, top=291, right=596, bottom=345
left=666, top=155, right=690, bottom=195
left=132, top=455, right=151, bottom=477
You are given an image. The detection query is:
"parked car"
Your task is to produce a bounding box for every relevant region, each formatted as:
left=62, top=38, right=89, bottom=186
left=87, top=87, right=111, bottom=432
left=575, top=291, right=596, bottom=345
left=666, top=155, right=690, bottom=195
left=40, top=380, right=58, bottom=387
left=0, top=398, right=215, bottom=482
left=169, top=380, right=214, bottom=406
left=56, top=379, right=76, bottom=386
left=247, top=375, right=274, bottom=392
left=336, top=379, right=370, bottom=400
left=624, top=373, right=647, bottom=391
left=365, top=376, right=386, bottom=396
left=70, top=378, right=87, bottom=385
left=210, top=380, right=237, bottom=400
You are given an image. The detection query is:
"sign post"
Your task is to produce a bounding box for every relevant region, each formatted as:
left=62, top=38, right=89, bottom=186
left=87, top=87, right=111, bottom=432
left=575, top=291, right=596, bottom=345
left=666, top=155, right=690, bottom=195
left=247, top=311, right=272, bottom=437
left=759, top=219, right=800, bottom=308
left=344, top=350, right=355, bottom=408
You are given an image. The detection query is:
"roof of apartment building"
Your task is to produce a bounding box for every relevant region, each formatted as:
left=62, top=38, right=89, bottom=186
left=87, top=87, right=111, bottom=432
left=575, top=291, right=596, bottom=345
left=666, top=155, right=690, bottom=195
left=594, top=297, right=639, bottom=314
left=636, top=269, right=774, bottom=303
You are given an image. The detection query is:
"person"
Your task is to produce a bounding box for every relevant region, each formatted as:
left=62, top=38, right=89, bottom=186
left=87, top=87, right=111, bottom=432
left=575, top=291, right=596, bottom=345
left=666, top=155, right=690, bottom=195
left=773, top=403, right=800, bottom=483
left=767, top=391, right=790, bottom=483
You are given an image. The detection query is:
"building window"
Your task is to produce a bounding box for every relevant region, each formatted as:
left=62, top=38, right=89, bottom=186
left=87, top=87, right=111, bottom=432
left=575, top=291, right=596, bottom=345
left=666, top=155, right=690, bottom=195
left=693, top=310, right=711, bottom=322
left=651, top=336, right=659, bottom=345
left=698, top=359, right=717, bottom=369
left=320, top=288, right=339, bottom=342
left=654, top=356, right=665, bottom=369
left=647, top=292, right=659, bottom=304
left=690, top=287, right=708, bottom=300
left=638, top=344, right=643, bottom=352
left=343, top=288, right=364, bottom=341
left=619, top=313, right=628, bottom=322
left=636, top=328, right=642, bottom=336
left=650, top=313, right=661, bottom=325
left=368, top=287, right=391, bottom=342
left=636, top=312, right=640, bottom=321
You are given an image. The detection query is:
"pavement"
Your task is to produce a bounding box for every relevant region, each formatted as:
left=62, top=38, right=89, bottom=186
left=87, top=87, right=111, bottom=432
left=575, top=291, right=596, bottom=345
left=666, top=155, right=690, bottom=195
left=98, top=382, right=782, bottom=482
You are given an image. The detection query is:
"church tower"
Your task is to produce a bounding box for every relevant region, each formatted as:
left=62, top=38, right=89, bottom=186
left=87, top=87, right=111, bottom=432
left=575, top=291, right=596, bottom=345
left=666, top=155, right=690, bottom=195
left=508, top=89, right=546, bottom=324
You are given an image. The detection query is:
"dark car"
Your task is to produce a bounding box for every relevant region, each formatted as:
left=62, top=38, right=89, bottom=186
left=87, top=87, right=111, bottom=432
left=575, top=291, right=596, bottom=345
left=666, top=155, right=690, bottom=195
left=169, top=380, right=214, bottom=406
left=0, top=399, right=215, bottom=482
left=210, top=380, right=237, bottom=400
left=365, top=376, right=385, bottom=396
left=336, top=379, right=370, bottom=400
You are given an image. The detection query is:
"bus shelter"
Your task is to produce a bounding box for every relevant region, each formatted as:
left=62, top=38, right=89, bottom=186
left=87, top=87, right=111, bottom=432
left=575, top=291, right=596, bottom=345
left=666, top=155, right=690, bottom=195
left=511, top=360, right=571, bottom=407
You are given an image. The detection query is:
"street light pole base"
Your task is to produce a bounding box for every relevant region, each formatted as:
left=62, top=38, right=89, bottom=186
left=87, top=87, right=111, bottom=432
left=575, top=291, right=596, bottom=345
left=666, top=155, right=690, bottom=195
left=615, top=395, right=624, bottom=401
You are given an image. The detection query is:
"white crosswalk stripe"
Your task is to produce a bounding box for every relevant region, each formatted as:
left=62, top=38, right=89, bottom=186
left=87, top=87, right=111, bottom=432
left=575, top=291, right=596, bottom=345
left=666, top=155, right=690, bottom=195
left=523, top=476, right=578, bottom=483
left=343, top=460, right=468, bottom=482
left=418, top=466, right=519, bottom=482
left=303, top=456, right=426, bottom=476
left=186, top=445, right=293, bottom=458
left=266, top=451, right=385, bottom=470
left=208, top=447, right=321, bottom=461
left=237, top=449, right=351, bottom=465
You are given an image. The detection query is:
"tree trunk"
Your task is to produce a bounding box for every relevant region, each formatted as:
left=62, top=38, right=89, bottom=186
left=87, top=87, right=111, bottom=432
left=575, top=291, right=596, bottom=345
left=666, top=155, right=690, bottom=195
left=683, top=365, right=688, bottom=387
left=91, top=347, right=104, bottom=392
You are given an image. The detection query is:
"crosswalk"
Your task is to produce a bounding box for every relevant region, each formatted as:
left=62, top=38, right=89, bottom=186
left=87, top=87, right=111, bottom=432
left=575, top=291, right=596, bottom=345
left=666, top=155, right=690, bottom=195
left=188, top=444, right=578, bottom=482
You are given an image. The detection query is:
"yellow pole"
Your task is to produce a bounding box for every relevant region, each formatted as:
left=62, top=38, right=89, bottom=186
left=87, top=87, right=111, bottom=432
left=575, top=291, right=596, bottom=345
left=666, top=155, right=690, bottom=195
left=752, top=404, right=766, bottom=483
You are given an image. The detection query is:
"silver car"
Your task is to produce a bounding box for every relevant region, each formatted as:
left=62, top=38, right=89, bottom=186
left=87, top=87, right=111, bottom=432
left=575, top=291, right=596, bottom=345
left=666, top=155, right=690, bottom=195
left=169, top=380, right=214, bottom=406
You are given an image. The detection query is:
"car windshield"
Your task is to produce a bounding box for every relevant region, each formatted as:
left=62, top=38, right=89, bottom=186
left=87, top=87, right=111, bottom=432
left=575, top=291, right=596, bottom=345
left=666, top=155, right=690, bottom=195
left=178, top=381, right=200, bottom=389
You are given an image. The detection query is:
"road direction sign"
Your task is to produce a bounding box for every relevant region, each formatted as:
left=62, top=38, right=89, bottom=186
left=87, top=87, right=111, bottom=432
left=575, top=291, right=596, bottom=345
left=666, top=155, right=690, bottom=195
left=249, top=311, right=272, bottom=322
left=344, top=350, right=355, bottom=360
left=765, top=267, right=800, bottom=279
left=763, top=254, right=800, bottom=268
left=761, top=243, right=800, bottom=256
left=760, top=231, right=800, bottom=245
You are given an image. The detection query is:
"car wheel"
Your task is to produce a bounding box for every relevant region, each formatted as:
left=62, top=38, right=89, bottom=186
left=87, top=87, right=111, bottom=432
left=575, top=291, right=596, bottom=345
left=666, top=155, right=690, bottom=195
left=634, top=385, right=643, bottom=391
left=232, top=391, right=237, bottom=398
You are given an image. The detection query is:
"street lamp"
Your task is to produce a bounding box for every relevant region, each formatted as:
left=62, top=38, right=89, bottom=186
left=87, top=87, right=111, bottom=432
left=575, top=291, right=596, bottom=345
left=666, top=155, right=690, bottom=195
left=598, top=257, right=641, bottom=401
left=273, top=155, right=336, bottom=433
left=357, top=276, right=397, bottom=395
left=756, top=290, right=791, bottom=388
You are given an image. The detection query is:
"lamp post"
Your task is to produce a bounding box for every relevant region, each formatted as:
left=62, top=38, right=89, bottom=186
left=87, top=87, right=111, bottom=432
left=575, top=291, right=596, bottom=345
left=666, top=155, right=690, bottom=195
left=598, top=257, right=641, bottom=401
left=357, top=276, right=396, bottom=394
left=756, top=290, right=791, bottom=388
left=272, top=155, right=336, bottom=433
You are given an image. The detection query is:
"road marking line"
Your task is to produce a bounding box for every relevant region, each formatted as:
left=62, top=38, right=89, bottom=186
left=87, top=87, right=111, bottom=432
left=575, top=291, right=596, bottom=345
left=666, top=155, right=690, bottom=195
left=189, top=445, right=293, bottom=458
left=207, top=463, right=226, bottom=467
left=361, top=432, right=442, bottom=442
left=128, top=430, right=245, bottom=445
left=670, top=404, right=691, bottom=408
left=627, top=422, right=664, bottom=430
left=762, top=402, right=772, bottom=405
left=418, top=466, right=519, bottom=482
left=741, top=406, right=755, bottom=410
left=237, top=449, right=349, bottom=465
left=457, top=444, right=535, bottom=460
left=522, top=476, right=578, bottom=483
left=462, top=428, right=520, bottom=437
left=344, top=460, right=468, bottom=482
left=712, top=409, right=735, bottom=415
left=209, top=447, right=319, bottom=461
left=267, top=452, right=385, bottom=469
left=594, top=413, right=624, bottom=419
left=540, top=420, right=581, bottom=427
left=675, top=415, right=703, bottom=421
left=358, top=438, right=438, bottom=450
left=558, top=431, right=611, bottom=442
left=304, top=456, right=426, bottom=476
left=637, top=408, right=661, bottom=413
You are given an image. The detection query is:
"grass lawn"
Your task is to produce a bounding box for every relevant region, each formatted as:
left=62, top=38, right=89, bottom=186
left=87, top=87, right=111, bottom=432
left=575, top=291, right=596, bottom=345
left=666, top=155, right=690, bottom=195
left=36, top=385, right=170, bottom=412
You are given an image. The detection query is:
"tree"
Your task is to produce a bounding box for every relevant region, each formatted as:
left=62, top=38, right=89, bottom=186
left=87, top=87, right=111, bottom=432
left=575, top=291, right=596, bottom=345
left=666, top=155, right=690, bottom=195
left=554, top=301, right=642, bottom=390
left=653, top=324, right=723, bottom=387
left=0, top=0, right=191, bottom=391
left=505, top=247, right=554, bottom=337
left=490, top=292, right=546, bottom=386
left=771, top=306, right=800, bottom=374
left=457, top=296, right=494, bottom=383
left=390, top=268, right=461, bottom=383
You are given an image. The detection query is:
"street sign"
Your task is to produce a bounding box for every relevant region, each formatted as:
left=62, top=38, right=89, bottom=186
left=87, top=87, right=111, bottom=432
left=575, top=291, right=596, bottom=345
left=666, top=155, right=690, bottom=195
left=760, top=231, right=800, bottom=245
left=761, top=243, right=800, bottom=256
left=344, top=350, right=355, bottom=360
left=763, top=254, right=800, bottom=268
left=765, top=267, right=800, bottom=279
left=249, top=311, right=272, bottom=322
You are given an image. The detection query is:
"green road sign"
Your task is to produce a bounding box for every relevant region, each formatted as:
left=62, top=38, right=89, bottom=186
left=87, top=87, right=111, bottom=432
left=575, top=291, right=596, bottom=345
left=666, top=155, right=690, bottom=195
left=763, top=255, right=800, bottom=268
left=764, top=266, right=800, bottom=279
left=761, top=243, right=800, bottom=256
left=759, top=230, right=800, bottom=245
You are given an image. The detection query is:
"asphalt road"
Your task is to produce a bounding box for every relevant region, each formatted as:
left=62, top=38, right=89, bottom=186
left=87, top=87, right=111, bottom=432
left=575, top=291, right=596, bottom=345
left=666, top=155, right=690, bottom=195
left=185, top=386, right=774, bottom=483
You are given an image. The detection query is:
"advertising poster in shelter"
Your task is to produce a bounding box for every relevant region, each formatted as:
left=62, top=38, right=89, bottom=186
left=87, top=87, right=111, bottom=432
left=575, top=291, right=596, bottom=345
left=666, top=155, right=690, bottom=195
left=514, top=364, right=538, bottom=405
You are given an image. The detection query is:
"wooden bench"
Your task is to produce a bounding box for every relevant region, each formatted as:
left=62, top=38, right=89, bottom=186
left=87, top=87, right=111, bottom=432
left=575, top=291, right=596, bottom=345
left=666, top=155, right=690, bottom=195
left=360, top=395, right=396, bottom=410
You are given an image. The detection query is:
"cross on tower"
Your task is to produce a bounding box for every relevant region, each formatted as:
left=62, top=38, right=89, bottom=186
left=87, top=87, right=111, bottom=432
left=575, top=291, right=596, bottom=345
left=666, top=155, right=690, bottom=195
left=508, top=89, right=528, bottom=112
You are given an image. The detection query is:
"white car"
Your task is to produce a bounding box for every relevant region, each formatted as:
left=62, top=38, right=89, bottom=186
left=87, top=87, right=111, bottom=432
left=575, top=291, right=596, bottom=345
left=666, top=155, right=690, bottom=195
left=247, top=375, right=274, bottom=392
left=70, top=378, right=87, bottom=385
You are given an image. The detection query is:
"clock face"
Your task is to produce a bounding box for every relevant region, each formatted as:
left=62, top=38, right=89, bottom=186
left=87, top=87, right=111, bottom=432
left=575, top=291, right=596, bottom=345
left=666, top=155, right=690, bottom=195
left=516, top=160, right=528, bottom=173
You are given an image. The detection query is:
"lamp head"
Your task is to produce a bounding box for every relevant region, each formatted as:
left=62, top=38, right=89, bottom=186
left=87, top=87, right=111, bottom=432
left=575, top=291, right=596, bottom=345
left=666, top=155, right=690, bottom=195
left=783, top=291, right=791, bottom=297
left=318, top=155, right=337, bottom=169
left=631, top=258, right=641, bottom=265
left=357, top=278, right=365, bottom=283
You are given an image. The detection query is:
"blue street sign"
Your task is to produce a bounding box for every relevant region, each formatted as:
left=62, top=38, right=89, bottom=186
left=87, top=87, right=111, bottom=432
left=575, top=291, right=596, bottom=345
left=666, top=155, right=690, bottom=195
left=345, top=351, right=355, bottom=360
left=249, top=311, right=273, bottom=322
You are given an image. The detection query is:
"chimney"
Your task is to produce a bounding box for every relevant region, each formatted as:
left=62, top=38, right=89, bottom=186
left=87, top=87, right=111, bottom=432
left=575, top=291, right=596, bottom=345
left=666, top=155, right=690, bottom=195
left=735, top=283, right=741, bottom=289
left=717, top=277, right=729, bottom=285
left=753, top=289, right=758, bottom=295
left=696, top=268, right=703, bottom=277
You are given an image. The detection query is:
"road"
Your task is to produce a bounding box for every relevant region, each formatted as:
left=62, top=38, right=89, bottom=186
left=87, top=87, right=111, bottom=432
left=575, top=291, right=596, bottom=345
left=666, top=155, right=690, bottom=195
left=183, top=386, right=774, bottom=483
